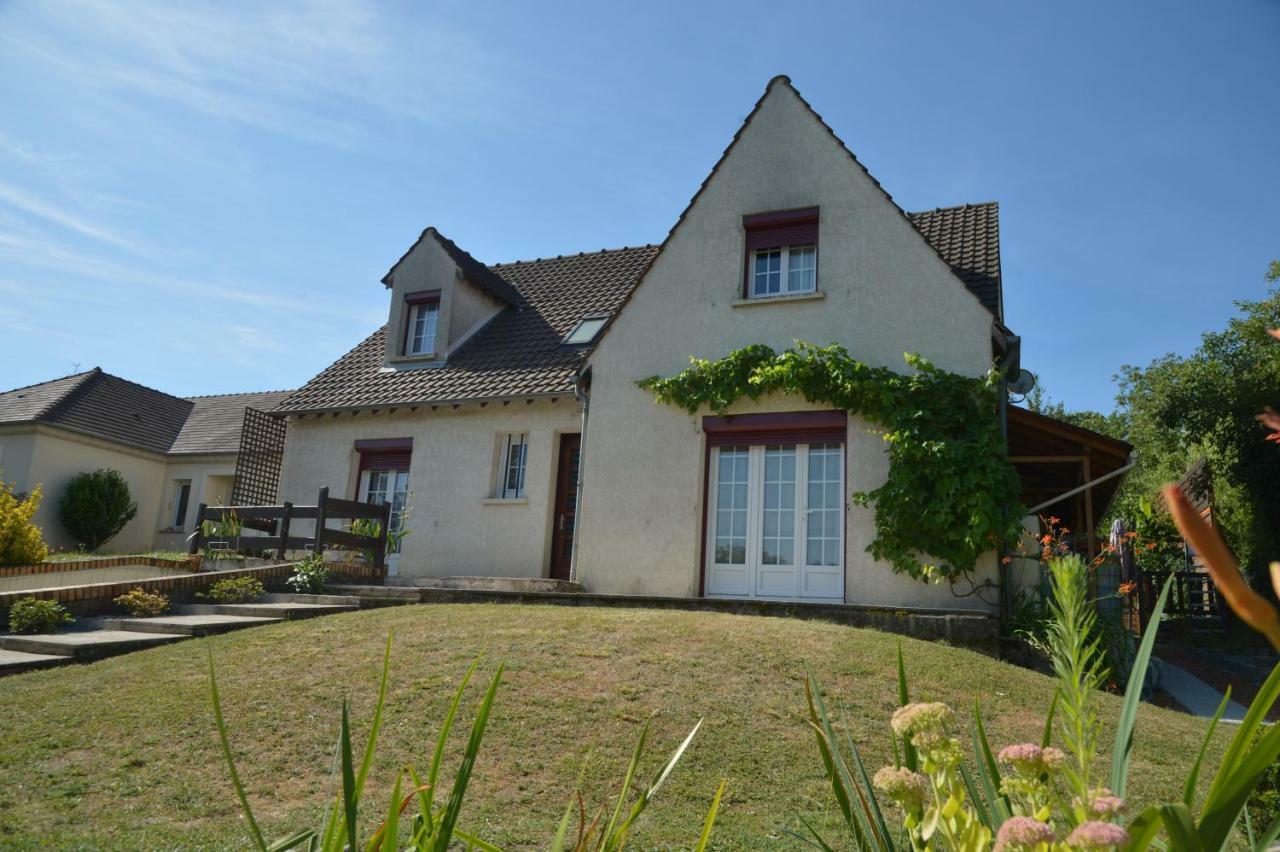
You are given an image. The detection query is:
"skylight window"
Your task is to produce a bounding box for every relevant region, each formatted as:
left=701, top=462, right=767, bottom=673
left=563, top=316, right=608, bottom=346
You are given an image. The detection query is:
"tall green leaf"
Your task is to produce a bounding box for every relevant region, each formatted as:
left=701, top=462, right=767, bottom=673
left=1182, top=687, right=1231, bottom=809
left=972, top=700, right=1011, bottom=822
left=1203, top=661, right=1280, bottom=811
left=207, top=643, right=268, bottom=852
left=431, top=663, right=504, bottom=851
left=602, top=716, right=651, bottom=845
left=897, top=644, right=918, bottom=772
left=1196, top=719, right=1280, bottom=850
left=1111, top=575, right=1173, bottom=799
left=340, top=702, right=359, bottom=852
left=1159, top=803, right=1204, bottom=852
left=424, top=657, right=480, bottom=833
left=611, top=718, right=705, bottom=849
left=694, top=779, right=727, bottom=852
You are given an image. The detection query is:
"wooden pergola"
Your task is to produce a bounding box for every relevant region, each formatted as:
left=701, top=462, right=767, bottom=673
left=1006, top=406, right=1134, bottom=557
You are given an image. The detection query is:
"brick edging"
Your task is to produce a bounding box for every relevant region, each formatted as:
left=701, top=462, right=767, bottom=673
left=0, top=555, right=198, bottom=579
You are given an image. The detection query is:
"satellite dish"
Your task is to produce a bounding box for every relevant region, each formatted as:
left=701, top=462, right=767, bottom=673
left=1008, top=368, right=1037, bottom=397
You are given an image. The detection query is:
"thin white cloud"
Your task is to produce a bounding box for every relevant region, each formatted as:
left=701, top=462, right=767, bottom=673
left=0, top=181, right=146, bottom=254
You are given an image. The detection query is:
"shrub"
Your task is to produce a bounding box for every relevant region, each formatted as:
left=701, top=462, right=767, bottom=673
left=8, top=597, right=73, bottom=634
left=200, top=577, right=264, bottom=604
left=113, top=587, right=170, bottom=618
left=286, top=554, right=328, bottom=595
left=58, top=469, right=137, bottom=551
left=0, top=478, right=48, bottom=566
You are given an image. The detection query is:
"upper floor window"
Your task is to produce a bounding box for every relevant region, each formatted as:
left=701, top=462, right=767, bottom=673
left=743, top=207, right=819, bottom=299
left=563, top=315, right=608, bottom=346
left=402, top=290, right=440, bottom=356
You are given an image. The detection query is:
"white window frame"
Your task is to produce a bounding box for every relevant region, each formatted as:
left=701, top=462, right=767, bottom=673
left=704, top=442, right=844, bottom=602
left=171, top=480, right=192, bottom=530
left=406, top=301, right=439, bottom=356
left=750, top=243, right=817, bottom=298
left=563, top=315, right=608, bottom=346
left=497, top=433, right=528, bottom=499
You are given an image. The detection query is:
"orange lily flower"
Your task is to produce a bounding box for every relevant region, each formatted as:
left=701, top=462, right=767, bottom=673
left=1164, top=484, right=1280, bottom=651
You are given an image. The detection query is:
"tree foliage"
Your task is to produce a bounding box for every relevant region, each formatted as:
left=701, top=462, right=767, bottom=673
left=58, top=468, right=138, bottom=552
left=0, top=478, right=48, bottom=566
left=1041, top=262, right=1280, bottom=588
left=639, top=342, right=1024, bottom=583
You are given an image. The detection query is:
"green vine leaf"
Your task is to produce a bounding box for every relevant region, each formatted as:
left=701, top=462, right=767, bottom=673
left=638, top=342, right=1026, bottom=583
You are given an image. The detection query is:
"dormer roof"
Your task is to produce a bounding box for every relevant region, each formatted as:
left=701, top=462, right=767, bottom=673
left=380, top=226, right=525, bottom=308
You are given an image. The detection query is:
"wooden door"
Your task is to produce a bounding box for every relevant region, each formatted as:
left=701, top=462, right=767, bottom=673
left=550, top=433, right=581, bottom=581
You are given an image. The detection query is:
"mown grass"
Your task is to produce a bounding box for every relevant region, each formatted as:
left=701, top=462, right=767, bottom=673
left=0, top=604, right=1227, bottom=849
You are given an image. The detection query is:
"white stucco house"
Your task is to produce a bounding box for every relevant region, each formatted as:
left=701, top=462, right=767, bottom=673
left=0, top=368, right=290, bottom=552
left=272, top=75, right=1096, bottom=613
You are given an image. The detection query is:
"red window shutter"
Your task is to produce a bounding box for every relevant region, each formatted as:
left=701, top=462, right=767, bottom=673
left=702, top=410, right=846, bottom=447
left=744, top=207, right=819, bottom=252
left=355, top=438, right=413, bottom=471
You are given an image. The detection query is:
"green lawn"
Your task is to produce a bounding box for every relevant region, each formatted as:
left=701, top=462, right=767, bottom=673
left=0, top=604, right=1226, bottom=849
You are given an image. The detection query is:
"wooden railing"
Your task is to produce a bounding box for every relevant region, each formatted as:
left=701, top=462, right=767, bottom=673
left=188, top=487, right=392, bottom=571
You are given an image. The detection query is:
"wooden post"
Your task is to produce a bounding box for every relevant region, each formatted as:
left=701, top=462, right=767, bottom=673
left=1083, top=452, right=1095, bottom=560
left=189, top=503, right=207, bottom=554
left=277, top=501, right=292, bottom=561
left=373, top=499, right=391, bottom=573
left=314, top=487, right=329, bottom=555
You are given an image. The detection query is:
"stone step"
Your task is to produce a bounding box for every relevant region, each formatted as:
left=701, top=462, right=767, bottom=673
left=0, top=648, right=72, bottom=675
left=0, top=630, right=188, bottom=661
left=326, top=584, right=423, bottom=604
left=262, top=592, right=363, bottom=606
left=388, top=576, right=584, bottom=594
left=102, top=614, right=283, bottom=636
left=177, top=602, right=358, bottom=619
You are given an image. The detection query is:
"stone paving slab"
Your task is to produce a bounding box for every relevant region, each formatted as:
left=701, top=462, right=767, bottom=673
left=0, top=648, right=71, bottom=675
left=1156, top=657, right=1249, bottom=723
left=177, top=602, right=358, bottom=620
left=0, top=630, right=188, bottom=660
left=102, top=614, right=283, bottom=636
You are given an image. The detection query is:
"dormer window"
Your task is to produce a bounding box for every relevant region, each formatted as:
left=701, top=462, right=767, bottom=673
left=402, top=290, right=440, bottom=357
left=744, top=207, right=819, bottom=299
left=563, top=315, right=608, bottom=346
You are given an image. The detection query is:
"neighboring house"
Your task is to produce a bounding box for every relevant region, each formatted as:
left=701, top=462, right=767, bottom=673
left=0, top=367, right=290, bottom=552
left=274, top=75, right=1070, bottom=611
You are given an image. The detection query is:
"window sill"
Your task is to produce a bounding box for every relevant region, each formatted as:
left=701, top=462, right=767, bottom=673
left=481, top=497, right=528, bottom=506
left=383, top=353, right=445, bottom=371
left=731, top=291, right=825, bottom=308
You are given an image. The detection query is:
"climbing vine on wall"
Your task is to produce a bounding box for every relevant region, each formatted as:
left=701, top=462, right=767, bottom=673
left=637, top=342, right=1025, bottom=583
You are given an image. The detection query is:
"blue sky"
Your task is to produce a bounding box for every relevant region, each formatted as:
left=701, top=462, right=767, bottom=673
left=1, top=1, right=1276, bottom=412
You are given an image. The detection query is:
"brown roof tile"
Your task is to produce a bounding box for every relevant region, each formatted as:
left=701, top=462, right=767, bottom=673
left=170, top=390, right=295, bottom=455
left=907, top=202, right=1002, bottom=317
left=276, top=245, right=660, bottom=413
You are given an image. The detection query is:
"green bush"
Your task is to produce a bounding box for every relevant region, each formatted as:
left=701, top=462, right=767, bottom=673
left=286, top=554, right=328, bottom=595
left=58, top=469, right=137, bottom=551
left=200, top=577, right=264, bottom=604
left=0, top=478, right=48, bottom=566
left=113, top=587, right=170, bottom=618
left=8, top=597, right=73, bottom=634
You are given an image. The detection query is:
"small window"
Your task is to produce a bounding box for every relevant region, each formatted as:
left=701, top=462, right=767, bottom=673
left=563, top=316, right=608, bottom=346
left=402, top=290, right=441, bottom=356
left=751, top=244, right=816, bottom=297
left=743, top=207, right=819, bottom=299
left=498, top=433, right=528, bottom=499
left=171, top=480, right=192, bottom=530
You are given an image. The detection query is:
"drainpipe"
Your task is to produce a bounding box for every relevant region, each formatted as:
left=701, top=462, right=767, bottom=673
left=568, top=367, right=592, bottom=584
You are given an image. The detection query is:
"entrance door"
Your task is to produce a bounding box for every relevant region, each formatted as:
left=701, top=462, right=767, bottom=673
left=705, top=442, right=844, bottom=601
left=549, top=433, right=581, bottom=581
left=359, top=467, right=409, bottom=575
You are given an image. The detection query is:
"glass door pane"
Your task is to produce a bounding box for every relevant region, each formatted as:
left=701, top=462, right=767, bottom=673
left=713, top=446, right=749, bottom=565
left=756, top=445, right=799, bottom=598
left=802, top=442, right=844, bottom=599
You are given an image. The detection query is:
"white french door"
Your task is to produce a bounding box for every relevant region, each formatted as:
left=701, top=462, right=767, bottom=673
left=358, top=468, right=409, bottom=575
left=705, top=442, right=844, bottom=601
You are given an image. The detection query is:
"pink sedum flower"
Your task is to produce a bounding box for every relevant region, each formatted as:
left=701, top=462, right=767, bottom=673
left=998, top=743, right=1065, bottom=777
left=1066, top=821, right=1130, bottom=848
left=1090, top=794, right=1126, bottom=817
left=994, top=816, right=1056, bottom=851
left=890, top=701, right=955, bottom=736
left=872, top=765, right=930, bottom=809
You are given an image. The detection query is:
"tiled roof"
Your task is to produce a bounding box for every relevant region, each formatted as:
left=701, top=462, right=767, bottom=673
left=0, top=368, right=194, bottom=454
left=279, top=199, right=1002, bottom=414
left=0, top=369, right=291, bottom=456
left=170, top=390, right=295, bottom=454
left=0, top=371, right=97, bottom=424
left=907, top=202, right=1002, bottom=317
left=277, top=245, right=659, bottom=413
